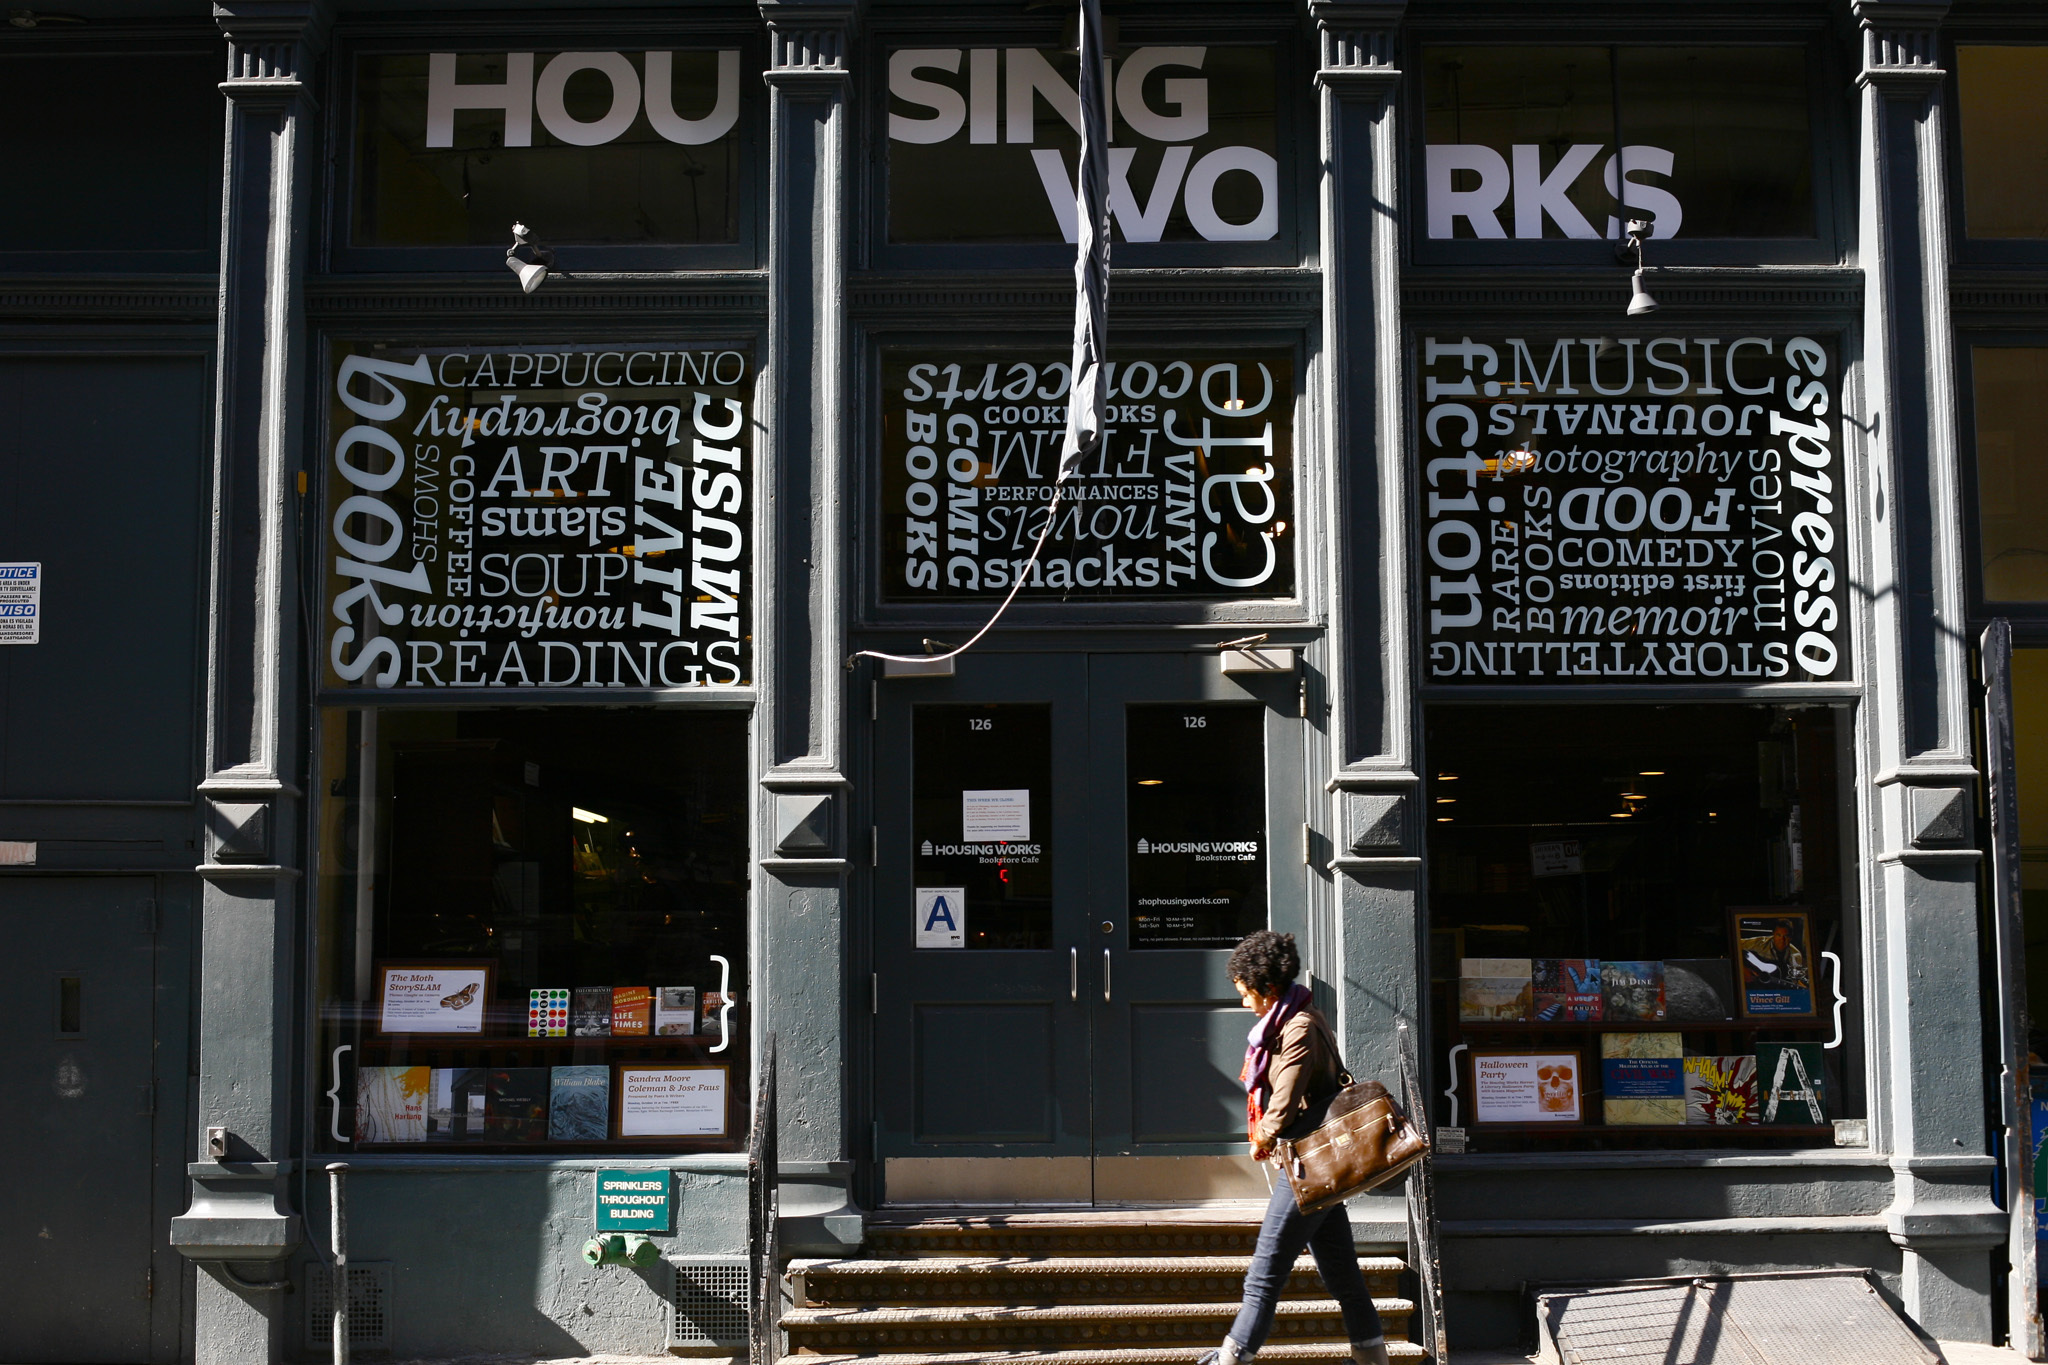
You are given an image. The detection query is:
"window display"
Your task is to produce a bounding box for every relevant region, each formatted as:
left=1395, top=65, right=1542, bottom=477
left=316, top=708, right=749, bottom=1151
left=1427, top=703, right=1857, bottom=1150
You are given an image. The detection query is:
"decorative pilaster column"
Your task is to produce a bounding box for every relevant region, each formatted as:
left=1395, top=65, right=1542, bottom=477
left=166, top=3, right=327, bottom=1362
left=757, top=0, right=862, bottom=1254
left=1310, top=0, right=1412, bottom=1243
left=1852, top=0, right=2004, bottom=1340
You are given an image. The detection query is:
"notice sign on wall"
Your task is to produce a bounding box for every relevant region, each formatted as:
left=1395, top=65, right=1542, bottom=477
left=594, top=1169, right=672, bottom=1232
left=881, top=352, right=1294, bottom=600
left=1419, top=336, right=1848, bottom=684
left=617, top=1065, right=727, bottom=1137
left=323, top=345, right=751, bottom=691
left=0, top=563, right=39, bottom=644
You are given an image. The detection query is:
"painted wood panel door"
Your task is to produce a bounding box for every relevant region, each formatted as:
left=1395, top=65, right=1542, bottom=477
left=872, top=652, right=1306, bottom=1203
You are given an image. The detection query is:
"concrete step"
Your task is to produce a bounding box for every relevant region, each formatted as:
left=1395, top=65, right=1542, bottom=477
left=783, top=1296, right=1416, bottom=1355
left=794, top=1257, right=1407, bottom=1309
left=863, top=1214, right=1273, bottom=1260
left=781, top=1342, right=1429, bottom=1365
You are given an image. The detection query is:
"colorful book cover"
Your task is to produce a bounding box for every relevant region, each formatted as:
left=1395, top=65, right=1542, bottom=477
left=1532, top=959, right=1603, bottom=1022
left=611, top=986, right=652, bottom=1037
left=655, top=986, right=698, bottom=1037
left=549, top=1065, right=611, bottom=1141
left=1736, top=912, right=1815, bottom=1016
left=528, top=987, right=569, bottom=1038
left=1600, top=960, right=1667, bottom=1022
left=1664, top=960, right=1736, bottom=1022
left=1683, top=1055, right=1759, bottom=1125
left=1600, top=1031, right=1684, bottom=1124
left=700, top=990, right=734, bottom=1038
left=485, top=1067, right=552, bottom=1141
left=571, top=987, right=613, bottom=1037
left=1756, top=1042, right=1828, bottom=1124
left=1459, top=976, right=1533, bottom=1022
left=354, top=1065, right=429, bottom=1143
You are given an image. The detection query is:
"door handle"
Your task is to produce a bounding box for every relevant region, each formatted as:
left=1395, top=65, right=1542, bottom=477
left=1103, top=948, right=1112, bottom=1003
left=1070, top=947, right=1078, bottom=1002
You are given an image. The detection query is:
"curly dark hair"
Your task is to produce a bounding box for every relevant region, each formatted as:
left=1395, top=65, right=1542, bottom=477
left=1228, top=930, right=1300, bottom=996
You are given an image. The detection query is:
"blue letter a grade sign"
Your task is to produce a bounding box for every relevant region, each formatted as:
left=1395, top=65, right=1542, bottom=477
left=915, top=887, right=965, bottom=949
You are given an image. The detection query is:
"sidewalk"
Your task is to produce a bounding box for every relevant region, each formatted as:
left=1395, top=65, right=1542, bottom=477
left=1445, top=1343, right=2034, bottom=1364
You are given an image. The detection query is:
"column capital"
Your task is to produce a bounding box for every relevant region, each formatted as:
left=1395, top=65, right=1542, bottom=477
left=1309, top=1, right=1405, bottom=93
left=760, top=0, right=859, bottom=84
left=1851, top=0, right=1948, bottom=94
left=213, top=0, right=331, bottom=98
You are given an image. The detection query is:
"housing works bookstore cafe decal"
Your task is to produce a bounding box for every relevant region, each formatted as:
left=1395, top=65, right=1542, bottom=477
left=1419, top=335, right=1848, bottom=684
left=880, top=351, right=1294, bottom=600
left=888, top=45, right=1277, bottom=244
left=323, top=345, right=752, bottom=690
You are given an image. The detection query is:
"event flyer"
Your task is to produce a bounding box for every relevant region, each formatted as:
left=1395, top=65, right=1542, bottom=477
left=378, top=965, right=488, bottom=1035
left=617, top=1065, right=728, bottom=1138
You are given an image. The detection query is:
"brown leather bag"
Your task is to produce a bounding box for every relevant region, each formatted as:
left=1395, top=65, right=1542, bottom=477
left=1272, top=1021, right=1429, bottom=1214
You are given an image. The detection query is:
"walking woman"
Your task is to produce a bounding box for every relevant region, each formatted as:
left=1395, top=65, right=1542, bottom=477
left=1201, top=930, right=1390, bottom=1365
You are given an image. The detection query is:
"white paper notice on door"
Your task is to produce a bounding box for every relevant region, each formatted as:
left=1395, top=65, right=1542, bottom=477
left=618, top=1065, right=728, bottom=1137
left=962, top=788, right=1029, bottom=840
left=0, top=563, right=40, bottom=645
left=916, top=887, right=966, bottom=948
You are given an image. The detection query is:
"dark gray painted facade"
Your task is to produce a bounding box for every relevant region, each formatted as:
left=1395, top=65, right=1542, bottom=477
left=3, top=0, right=2043, bottom=1359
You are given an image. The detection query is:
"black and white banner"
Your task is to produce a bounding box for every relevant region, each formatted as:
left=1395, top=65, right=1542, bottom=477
left=323, top=344, right=752, bottom=690
left=1420, top=335, right=1848, bottom=684
left=880, top=350, right=1295, bottom=600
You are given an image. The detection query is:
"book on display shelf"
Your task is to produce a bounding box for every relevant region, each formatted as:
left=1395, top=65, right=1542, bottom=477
left=548, top=1065, right=611, bottom=1142
left=1664, top=959, right=1737, bottom=1023
left=1458, top=959, right=1532, bottom=1023
left=611, top=986, right=652, bottom=1037
left=1600, top=961, right=1667, bottom=1022
left=1756, top=1041, right=1828, bottom=1124
left=1683, top=1055, right=1759, bottom=1125
left=1601, top=1031, right=1684, bottom=1124
left=571, top=987, right=613, bottom=1037
left=655, top=986, right=698, bottom=1036
left=485, top=1067, right=552, bottom=1141
left=355, top=1065, right=430, bottom=1143
left=1531, top=959, right=1603, bottom=1022
left=700, top=990, right=734, bottom=1038
left=528, top=987, right=569, bottom=1038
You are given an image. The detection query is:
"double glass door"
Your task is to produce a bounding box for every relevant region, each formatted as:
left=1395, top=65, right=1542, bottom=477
left=871, top=653, right=1307, bottom=1203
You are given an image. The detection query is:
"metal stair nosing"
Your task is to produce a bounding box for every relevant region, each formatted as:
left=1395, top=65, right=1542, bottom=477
left=777, top=1342, right=1432, bottom=1365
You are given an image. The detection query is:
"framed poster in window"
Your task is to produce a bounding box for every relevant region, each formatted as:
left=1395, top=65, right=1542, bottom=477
left=616, top=1064, right=730, bottom=1138
left=376, top=961, right=494, bottom=1035
left=1731, top=909, right=1816, bottom=1019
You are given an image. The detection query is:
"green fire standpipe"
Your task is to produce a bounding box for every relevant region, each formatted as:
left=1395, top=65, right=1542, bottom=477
left=328, top=1162, right=349, bottom=1365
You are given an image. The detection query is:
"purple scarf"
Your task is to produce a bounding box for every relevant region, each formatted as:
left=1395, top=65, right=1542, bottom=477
left=1240, top=982, right=1313, bottom=1121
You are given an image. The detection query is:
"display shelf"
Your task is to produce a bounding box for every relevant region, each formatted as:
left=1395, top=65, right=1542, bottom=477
left=1453, top=1019, right=1827, bottom=1033
left=353, top=1033, right=727, bottom=1048
left=1467, top=1123, right=1833, bottom=1137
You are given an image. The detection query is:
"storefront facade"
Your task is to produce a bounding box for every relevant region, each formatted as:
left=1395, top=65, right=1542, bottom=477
left=6, top=0, right=2047, bottom=1359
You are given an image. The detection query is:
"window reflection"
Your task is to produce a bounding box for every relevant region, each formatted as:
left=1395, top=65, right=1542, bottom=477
left=1975, top=347, right=2048, bottom=601
left=911, top=705, right=1054, bottom=949
left=1957, top=47, right=2048, bottom=240
left=1127, top=704, right=1267, bottom=950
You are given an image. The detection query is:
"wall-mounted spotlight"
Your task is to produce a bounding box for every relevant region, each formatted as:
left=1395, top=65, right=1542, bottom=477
left=505, top=222, right=555, bottom=294
left=1619, top=218, right=1658, bottom=317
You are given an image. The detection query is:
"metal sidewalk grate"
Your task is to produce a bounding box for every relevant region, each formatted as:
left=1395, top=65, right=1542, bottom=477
left=1537, top=1272, right=1942, bottom=1365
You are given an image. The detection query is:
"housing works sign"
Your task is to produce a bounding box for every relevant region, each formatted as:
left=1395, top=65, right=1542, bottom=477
left=1418, top=335, right=1848, bottom=684
left=323, top=344, right=752, bottom=690
left=888, top=46, right=1278, bottom=244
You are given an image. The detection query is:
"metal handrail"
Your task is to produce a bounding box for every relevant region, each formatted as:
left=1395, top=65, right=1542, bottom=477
left=748, top=1034, right=781, bottom=1365
left=1398, top=1018, right=1449, bottom=1363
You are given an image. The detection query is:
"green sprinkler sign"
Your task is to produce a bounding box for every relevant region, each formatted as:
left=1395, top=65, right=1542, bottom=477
left=594, top=1169, right=672, bottom=1232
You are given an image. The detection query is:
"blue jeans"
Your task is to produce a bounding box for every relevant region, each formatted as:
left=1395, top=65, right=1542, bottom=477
left=1226, top=1172, right=1385, bottom=1355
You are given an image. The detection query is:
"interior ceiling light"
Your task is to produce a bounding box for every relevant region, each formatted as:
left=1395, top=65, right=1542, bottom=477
left=1611, top=811, right=1634, bottom=819
left=572, top=807, right=609, bottom=824
left=1639, top=770, right=1665, bottom=776
left=1499, top=442, right=1538, bottom=474
left=1436, top=772, right=1459, bottom=781
left=1136, top=779, right=1164, bottom=786
left=1619, top=217, right=1659, bottom=317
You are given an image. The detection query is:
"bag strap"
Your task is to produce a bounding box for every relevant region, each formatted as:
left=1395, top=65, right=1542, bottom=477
left=1309, top=1008, right=1353, bottom=1087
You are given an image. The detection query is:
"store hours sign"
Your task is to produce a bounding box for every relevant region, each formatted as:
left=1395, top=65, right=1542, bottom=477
left=880, top=351, right=1294, bottom=600
left=324, top=344, right=751, bottom=690
left=1420, top=335, right=1848, bottom=684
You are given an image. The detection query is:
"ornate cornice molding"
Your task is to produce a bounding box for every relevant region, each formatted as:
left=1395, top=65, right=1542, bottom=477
left=1308, top=0, right=1404, bottom=94
left=0, top=276, right=217, bottom=323
left=850, top=269, right=1321, bottom=323
left=1851, top=0, right=1949, bottom=95
left=1402, top=268, right=1864, bottom=315
left=214, top=0, right=330, bottom=100
left=304, top=274, right=769, bottom=323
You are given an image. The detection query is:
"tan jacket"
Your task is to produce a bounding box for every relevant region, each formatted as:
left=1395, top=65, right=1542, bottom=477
left=1252, top=1004, right=1343, bottom=1149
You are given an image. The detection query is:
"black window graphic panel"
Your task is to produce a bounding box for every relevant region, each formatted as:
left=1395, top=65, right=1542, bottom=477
left=912, top=704, right=1053, bottom=950
left=1127, top=703, right=1266, bottom=950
